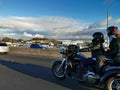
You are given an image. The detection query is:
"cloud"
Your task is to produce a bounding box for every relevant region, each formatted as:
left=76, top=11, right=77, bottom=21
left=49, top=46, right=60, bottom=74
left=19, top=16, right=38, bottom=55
left=0, top=16, right=41, bottom=30
left=88, top=16, right=113, bottom=29
left=112, top=18, right=120, bottom=23
left=23, top=32, right=33, bottom=37
left=0, top=16, right=120, bottom=40
left=23, top=32, right=44, bottom=38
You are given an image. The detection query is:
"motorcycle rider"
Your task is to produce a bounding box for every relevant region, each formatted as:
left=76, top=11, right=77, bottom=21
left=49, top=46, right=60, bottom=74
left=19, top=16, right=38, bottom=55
left=88, top=32, right=106, bottom=74
left=78, top=32, right=106, bottom=79
left=106, top=26, right=120, bottom=65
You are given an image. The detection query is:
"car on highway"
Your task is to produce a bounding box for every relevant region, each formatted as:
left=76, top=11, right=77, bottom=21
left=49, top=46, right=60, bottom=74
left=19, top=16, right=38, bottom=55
left=30, top=43, right=47, bottom=49
left=0, top=43, right=9, bottom=54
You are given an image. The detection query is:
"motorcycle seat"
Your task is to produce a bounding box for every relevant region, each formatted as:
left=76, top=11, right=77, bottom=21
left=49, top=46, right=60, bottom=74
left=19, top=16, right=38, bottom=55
left=105, top=58, right=120, bottom=66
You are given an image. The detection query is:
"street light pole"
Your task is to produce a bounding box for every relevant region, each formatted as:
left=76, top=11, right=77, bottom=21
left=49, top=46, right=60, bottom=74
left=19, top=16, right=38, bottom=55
left=106, top=0, right=110, bottom=48
left=106, top=0, right=110, bottom=28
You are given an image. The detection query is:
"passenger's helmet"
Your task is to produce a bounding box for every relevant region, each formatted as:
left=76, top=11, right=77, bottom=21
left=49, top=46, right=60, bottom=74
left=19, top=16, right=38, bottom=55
left=107, top=26, right=119, bottom=36
left=92, top=32, right=104, bottom=43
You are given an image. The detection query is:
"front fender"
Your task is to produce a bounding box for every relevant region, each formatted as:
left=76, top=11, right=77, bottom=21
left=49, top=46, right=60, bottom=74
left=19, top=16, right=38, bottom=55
left=100, top=67, right=120, bottom=83
left=52, top=60, right=62, bottom=65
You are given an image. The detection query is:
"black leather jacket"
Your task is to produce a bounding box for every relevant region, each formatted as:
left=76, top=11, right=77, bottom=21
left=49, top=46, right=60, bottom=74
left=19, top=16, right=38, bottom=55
left=90, top=38, right=105, bottom=58
left=80, top=38, right=105, bottom=58
left=107, top=37, right=120, bottom=62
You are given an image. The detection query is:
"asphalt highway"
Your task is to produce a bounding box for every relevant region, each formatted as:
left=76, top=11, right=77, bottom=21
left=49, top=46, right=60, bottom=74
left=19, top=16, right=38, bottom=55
left=0, top=54, right=103, bottom=90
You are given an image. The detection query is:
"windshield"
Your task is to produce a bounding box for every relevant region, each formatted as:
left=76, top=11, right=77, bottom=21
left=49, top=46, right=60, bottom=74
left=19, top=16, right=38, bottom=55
left=0, top=43, right=7, bottom=46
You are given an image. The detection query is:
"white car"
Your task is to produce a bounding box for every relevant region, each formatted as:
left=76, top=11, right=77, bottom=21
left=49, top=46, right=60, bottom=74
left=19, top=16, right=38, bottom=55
left=0, top=43, right=9, bottom=54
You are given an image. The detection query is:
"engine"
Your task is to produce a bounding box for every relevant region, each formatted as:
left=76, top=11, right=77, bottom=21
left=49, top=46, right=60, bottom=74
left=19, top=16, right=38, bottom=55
left=83, top=71, right=97, bottom=84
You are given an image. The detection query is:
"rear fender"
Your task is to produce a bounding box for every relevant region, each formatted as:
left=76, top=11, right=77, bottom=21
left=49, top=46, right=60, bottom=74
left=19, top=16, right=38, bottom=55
left=100, top=67, right=120, bottom=83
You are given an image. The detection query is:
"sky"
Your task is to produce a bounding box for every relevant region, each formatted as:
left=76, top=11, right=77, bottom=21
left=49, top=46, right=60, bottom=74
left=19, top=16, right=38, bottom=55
left=0, top=0, right=120, bottom=41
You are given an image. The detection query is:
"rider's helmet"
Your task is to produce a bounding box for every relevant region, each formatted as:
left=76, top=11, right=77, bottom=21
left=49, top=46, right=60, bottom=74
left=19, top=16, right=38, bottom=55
left=92, top=32, right=104, bottom=39
left=92, top=32, right=104, bottom=43
left=107, top=26, right=119, bottom=37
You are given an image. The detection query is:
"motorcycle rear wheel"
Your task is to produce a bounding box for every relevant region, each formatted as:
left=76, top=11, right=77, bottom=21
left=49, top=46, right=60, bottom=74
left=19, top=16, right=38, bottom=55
left=105, top=77, right=120, bottom=90
left=52, top=61, right=66, bottom=80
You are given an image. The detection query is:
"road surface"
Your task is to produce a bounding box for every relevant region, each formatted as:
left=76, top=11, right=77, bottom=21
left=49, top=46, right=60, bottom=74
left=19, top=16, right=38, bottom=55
left=0, top=54, right=103, bottom=90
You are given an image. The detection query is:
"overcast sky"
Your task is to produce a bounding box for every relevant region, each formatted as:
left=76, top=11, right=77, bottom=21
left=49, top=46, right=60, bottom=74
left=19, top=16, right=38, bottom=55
left=0, top=0, right=120, bottom=40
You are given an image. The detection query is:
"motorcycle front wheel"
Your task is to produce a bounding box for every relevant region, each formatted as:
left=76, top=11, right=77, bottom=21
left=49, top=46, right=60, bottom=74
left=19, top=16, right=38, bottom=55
left=105, top=77, right=120, bottom=90
left=52, top=61, right=66, bottom=80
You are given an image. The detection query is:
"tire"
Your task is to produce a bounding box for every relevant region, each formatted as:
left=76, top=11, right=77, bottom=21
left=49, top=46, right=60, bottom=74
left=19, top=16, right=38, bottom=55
left=52, top=61, right=66, bottom=80
left=105, top=77, right=120, bottom=90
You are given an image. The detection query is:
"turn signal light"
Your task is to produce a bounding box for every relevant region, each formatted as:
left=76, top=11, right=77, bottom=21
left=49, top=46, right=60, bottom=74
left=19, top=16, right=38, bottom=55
left=117, top=74, right=120, bottom=77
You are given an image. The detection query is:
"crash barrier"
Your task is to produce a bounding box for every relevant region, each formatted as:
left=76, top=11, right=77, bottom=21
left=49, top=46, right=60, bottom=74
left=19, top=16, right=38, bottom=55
left=9, top=47, right=91, bottom=58
left=9, top=47, right=61, bottom=58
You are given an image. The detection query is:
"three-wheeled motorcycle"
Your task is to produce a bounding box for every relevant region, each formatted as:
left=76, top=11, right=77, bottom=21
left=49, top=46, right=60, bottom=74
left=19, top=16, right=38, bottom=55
left=52, top=44, right=120, bottom=90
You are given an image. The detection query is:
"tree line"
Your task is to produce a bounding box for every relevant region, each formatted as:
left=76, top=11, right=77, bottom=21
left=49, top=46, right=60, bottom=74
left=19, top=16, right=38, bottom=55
left=0, top=37, right=62, bottom=45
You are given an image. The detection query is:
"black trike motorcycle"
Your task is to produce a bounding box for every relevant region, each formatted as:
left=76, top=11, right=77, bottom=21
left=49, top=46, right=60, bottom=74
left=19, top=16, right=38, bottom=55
left=52, top=44, right=120, bottom=90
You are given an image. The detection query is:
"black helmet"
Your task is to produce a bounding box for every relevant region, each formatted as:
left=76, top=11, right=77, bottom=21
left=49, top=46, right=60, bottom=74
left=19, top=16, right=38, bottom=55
left=92, top=32, right=104, bottom=43
left=92, top=32, right=104, bottom=39
left=107, top=26, right=119, bottom=36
